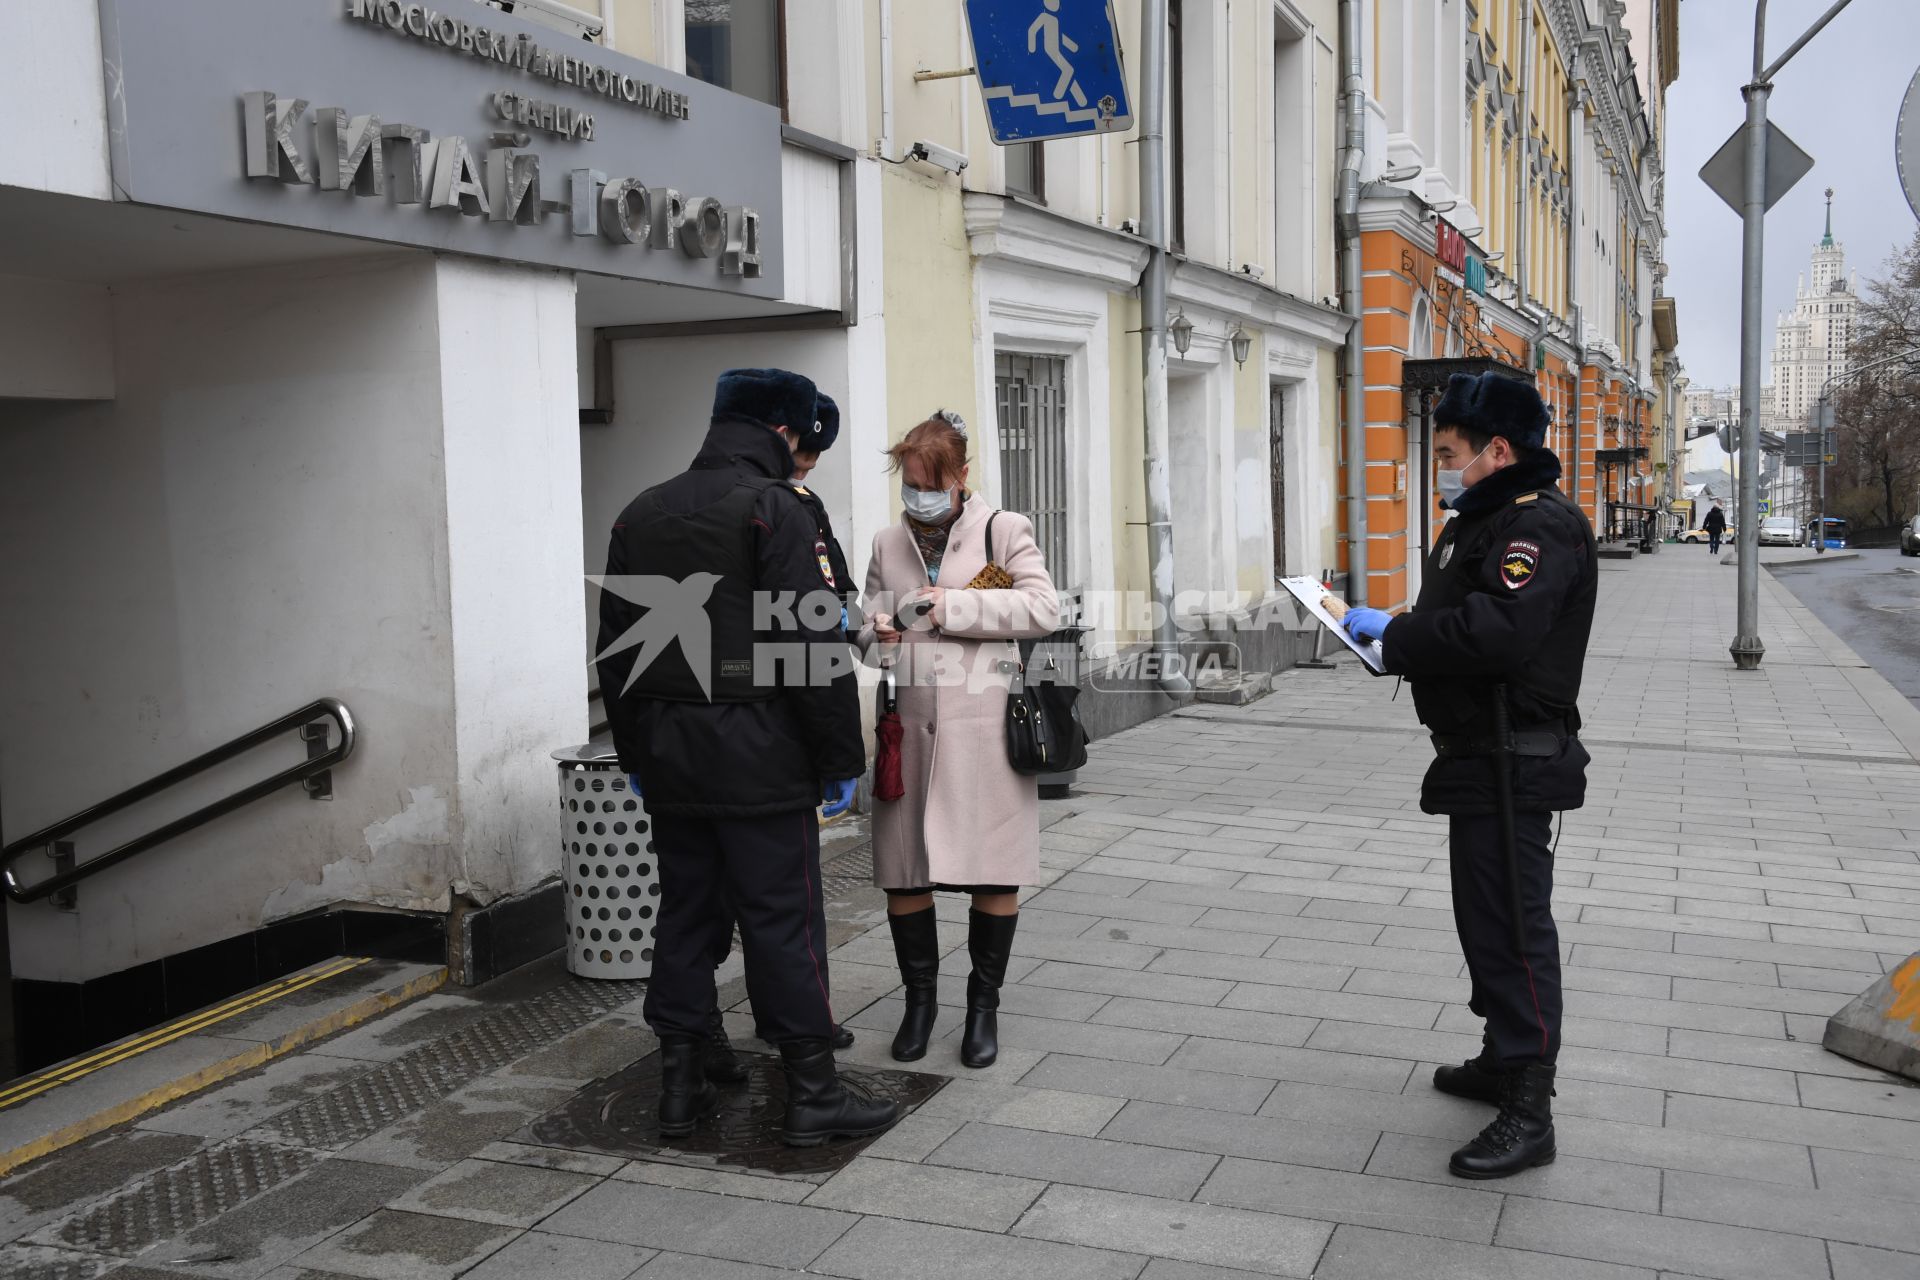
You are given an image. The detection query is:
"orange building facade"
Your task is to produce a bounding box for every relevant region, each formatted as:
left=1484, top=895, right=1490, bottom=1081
left=1338, top=0, right=1669, bottom=611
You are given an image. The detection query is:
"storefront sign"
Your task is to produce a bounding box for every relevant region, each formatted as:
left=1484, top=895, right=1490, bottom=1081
left=1434, top=222, right=1469, bottom=273
left=95, top=0, right=784, bottom=295
left=1464, top=256, right=1487, bottom=295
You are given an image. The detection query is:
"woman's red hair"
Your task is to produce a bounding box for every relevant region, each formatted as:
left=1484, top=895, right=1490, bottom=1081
left=885, top=414, right=969, bottom=488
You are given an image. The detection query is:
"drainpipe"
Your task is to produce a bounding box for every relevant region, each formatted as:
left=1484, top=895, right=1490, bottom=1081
left=1567, top=62, right=1586, bottom=515
left=1138, top=0, right=1189, bottom=695
left=878, top=0, right=894, bottom=158
left=1515, top=2, right=1532, bottom=309
left=1336, top=0, right=1368, bottom=605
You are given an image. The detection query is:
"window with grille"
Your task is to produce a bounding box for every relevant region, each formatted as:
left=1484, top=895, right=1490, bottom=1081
left=993, top=353, right=1071, bottom=591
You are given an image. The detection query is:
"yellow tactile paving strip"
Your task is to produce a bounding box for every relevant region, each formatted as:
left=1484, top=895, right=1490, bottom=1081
left=0, top=958, right=446, bottom=1176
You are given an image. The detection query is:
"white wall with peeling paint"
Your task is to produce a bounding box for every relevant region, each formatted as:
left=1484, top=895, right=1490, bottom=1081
left=0, top=253, right=586, bottom=983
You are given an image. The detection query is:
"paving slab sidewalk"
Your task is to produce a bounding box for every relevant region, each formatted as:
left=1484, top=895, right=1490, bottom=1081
left=4, top=547, right=1919, bottom=1280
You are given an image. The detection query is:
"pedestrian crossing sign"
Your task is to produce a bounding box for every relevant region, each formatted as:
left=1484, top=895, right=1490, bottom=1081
left=965, top=0, right=1133, bottom=143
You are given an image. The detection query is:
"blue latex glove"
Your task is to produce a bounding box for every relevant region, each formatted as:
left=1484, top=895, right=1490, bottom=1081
left=1343, top=607, right=1393, bottom=643
left=840, top=605, right=850, bottom=632
left=625, top=773, right=643, bottom=798
left=821, top=777, right=857, bottom=819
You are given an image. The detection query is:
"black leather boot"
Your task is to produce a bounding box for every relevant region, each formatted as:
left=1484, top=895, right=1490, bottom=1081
left=761, top=1021, right=855, bottom=1049
left=1433, top=1039, right=1506, bottom=1103
left=703, top=1009, right=748, bottom=1084
left=779, top=1038, right=900, bottom=1147
left=887, top=906, right=940, bottom=1061
left=656, top=1037, right=719, bottom=1139
left=1448, top=1063, right=1556, bottom=1179
left=961, top=909, right=1018, bottom=1069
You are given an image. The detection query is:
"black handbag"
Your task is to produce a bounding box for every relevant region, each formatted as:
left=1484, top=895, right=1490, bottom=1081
left=981, top=514, right=1090, bottom=777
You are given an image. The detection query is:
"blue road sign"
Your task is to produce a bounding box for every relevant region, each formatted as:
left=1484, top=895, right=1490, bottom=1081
left=965, top=0, right=1132, bottom=144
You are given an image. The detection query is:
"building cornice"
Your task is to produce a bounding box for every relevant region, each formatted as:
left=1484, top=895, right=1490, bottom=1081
left=1354, top=189, right=1436, bottom=252
left=1168, top=259, right=1352, bottom=349
left=963, top=193, right=1150, bottom=289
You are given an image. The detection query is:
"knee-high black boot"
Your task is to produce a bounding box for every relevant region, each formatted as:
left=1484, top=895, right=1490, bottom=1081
left=961, top=909, right=1017, bottom=1069
left=887, top=906, right=940, bottom=1061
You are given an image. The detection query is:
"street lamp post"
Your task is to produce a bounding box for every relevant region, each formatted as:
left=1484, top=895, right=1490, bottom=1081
left=1728, top=0, right=1858, bottom=671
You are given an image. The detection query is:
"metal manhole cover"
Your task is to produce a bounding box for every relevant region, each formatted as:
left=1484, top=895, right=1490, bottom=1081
left=821, top=840, right=874, bottom=880
left=522, top=1049, right=945, bottom=1179
left=820, top=840, right=874, bottom=899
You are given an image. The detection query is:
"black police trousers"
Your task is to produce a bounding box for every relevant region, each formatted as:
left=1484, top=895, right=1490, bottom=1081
left=1448, top=810, right=1561, bottom=1065
left=642, top=810, right=836, bottom=1044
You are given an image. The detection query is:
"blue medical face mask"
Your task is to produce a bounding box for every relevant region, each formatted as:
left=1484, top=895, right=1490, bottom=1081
left=1436, top=443, right=1491, bottom=507
left=901, top=481, right=955, bottom=522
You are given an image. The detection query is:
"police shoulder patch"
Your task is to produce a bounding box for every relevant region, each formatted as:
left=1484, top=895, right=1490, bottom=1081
left=814, top=538, right=837, bottom=588
left=1500, top=539, right=1541, bottom=590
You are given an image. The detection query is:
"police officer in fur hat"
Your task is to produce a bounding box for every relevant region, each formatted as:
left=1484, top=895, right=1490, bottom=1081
left=702, top=389, right=859, bottom=1066
left=595, top=367, right=896, bottom=1148
left=1341, top=370, right=1597, bottom=1180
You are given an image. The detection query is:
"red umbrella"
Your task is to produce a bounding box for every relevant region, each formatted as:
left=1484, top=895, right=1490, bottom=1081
left=873, top=663, right=905, bottom=802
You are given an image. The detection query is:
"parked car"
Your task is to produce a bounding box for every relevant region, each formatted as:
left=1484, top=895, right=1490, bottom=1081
left=1759, top=516, right=1802, bottom=546
left=1679, top=525, right=1735, bottom=545
left=1901, top=515, right=1920, bottom=556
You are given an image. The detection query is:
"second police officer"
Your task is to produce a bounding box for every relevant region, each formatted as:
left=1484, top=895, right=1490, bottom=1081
left=1342, top=371, right=1597, bottom=1180
left=595, top=368, right=897, bottom=1148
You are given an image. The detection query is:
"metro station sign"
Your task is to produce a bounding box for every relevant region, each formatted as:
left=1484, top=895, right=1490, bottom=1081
left=94, top=0, right=785, bottom=295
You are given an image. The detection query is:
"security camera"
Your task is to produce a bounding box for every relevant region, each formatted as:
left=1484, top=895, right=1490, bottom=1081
left=490, top=0, right=604, bottom=41
left=1239, top=263, right=1265, bottom=281
left=907, top=140, right=969, bottom=175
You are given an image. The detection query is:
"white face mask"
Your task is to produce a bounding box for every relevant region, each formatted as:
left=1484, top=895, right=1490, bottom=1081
left=1436, top=443, right=1492, bottom=507
left=901, top=481, right=955, bottom=522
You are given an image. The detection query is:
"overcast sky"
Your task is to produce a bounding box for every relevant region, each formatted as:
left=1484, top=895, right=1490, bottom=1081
left=1663, top=0, right=1918, bottom=390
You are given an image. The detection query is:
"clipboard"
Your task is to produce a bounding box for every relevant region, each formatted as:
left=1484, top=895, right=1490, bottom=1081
left=1279, top=576, right=1389, bottom=676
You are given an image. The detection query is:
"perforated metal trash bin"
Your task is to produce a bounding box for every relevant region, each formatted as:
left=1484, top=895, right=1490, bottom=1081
left=553, top=744, right=659, bottom=980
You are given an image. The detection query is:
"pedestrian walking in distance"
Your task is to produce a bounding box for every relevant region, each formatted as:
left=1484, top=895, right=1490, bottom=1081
left=859, top=411, right=1060, bottom=1069
left=596, top=367, right=897, bottom=1148
left=1702, top=501, right=1726, bottom=554
left=1341, top=371, right=1597, bottom=1179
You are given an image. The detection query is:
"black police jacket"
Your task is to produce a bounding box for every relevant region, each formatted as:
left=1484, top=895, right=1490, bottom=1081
left=595, top=417, right=866, bottom=818
left=791, top=482, right=854, bottom=611
left=1380, top=451, right=1598, bottom=816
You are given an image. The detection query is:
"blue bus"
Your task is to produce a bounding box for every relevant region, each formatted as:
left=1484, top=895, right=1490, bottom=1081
left=1806, top=516, right=1850, bottom=549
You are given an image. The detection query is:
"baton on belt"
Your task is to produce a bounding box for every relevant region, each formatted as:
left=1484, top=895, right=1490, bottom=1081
left=1490, top=684, right=1526, bottom=956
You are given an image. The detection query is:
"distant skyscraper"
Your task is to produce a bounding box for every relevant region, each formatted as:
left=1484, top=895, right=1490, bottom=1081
left=1768, top=189, right=1858, bottom=428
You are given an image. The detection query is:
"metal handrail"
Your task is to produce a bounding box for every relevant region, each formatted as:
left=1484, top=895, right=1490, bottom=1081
left=1, top=699, right=356, bottom=904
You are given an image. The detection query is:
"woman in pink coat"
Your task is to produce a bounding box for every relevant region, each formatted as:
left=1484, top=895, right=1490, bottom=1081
left=858, top=411, right=1060, bottom=1068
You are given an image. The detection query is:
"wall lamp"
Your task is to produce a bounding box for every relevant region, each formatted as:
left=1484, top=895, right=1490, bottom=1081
left=1383, top=163, right=1422, bottom=182
left=1229, top=325, right=1252, bottom=367
left=1170, top=309, right=1195, bottom=356
left=1428, top=200, right=1460, bottom=214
